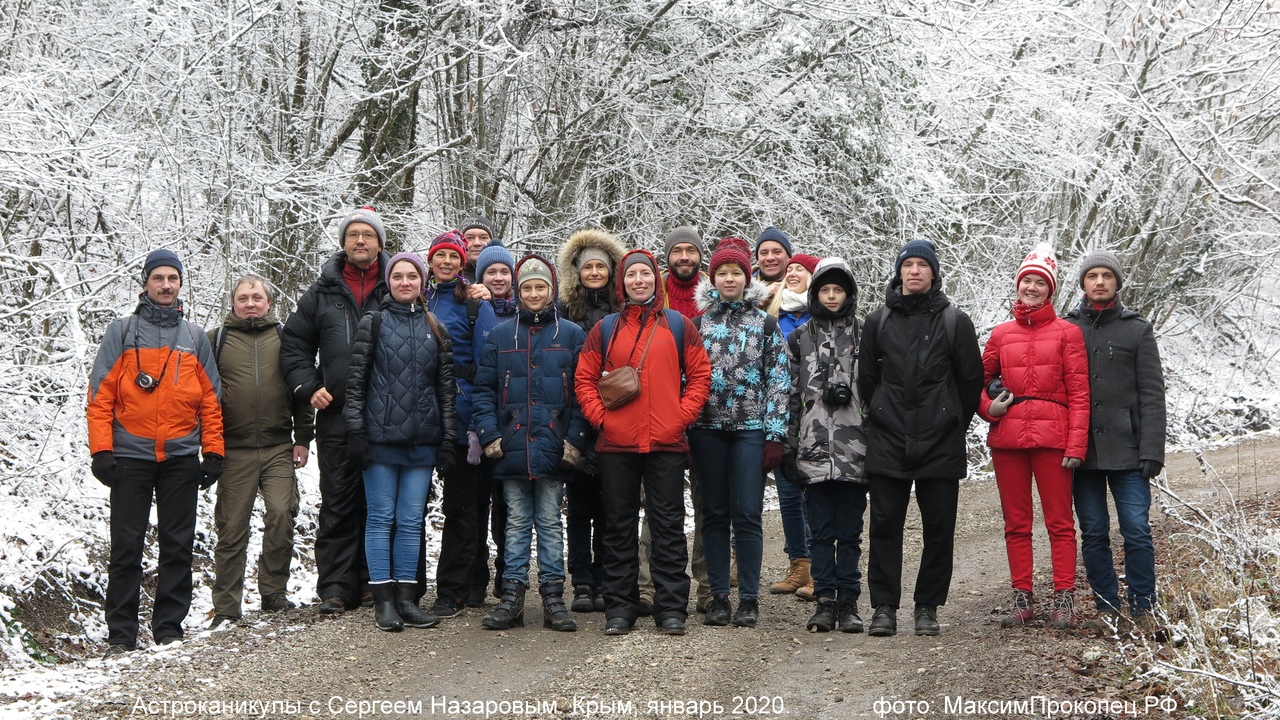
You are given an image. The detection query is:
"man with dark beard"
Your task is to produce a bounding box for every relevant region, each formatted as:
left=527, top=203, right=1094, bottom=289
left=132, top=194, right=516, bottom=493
left=661, top=226, right=707, bottom=319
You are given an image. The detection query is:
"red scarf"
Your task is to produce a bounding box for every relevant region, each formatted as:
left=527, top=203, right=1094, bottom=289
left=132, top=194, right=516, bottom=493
left=343, top=260, right=380, bottom=308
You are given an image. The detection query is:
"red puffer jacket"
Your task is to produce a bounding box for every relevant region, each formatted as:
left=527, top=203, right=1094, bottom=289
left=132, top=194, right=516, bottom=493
left=575, top=249, right=712, bottom=454
left=978, top=302, right=1091, bottom=458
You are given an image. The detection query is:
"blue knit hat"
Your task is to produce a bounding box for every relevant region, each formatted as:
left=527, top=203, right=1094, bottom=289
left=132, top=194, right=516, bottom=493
left=142, top=248, right=183, bottom=283
left=754, top=226, right=793, bottom=258
left=476, top=242, right=515, bottom=281
left=894, top=239, right=940, bottom=279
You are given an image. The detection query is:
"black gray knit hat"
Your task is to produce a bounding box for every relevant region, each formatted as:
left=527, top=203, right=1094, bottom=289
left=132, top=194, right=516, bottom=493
left=339, top=206, right=386, bottom=248
left=1077, top=249, right=1124, bottom=290
left=662, top=226, right=704, bottom=263
left=460, top=214, right=497, bottom=240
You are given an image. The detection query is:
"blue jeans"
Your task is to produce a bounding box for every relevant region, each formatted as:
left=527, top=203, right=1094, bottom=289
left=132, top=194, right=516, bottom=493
left=689, top=429, right=765, bottom=599
left=806, top=481, right=867, bottom=602
left=776, top=470, right=809, bottom=560
left=502, top=478, right=566, bottom=586
left=1073, top=469, right=1156, bottom=613
left=363, top=463, right=433, bottom=583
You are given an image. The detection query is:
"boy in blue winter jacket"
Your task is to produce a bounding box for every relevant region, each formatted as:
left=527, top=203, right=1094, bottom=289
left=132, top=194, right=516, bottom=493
left=473, top=255, right=590, bottom=631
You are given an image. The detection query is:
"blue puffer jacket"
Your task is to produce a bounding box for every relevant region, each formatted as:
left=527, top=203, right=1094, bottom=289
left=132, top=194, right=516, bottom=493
left=344, top=300, right=456, bottom=448
left=778, top=308, right=810, bottom=342
left=473, top=305, right=589, bottom=482
left=427, top=279, right=499, bottom=429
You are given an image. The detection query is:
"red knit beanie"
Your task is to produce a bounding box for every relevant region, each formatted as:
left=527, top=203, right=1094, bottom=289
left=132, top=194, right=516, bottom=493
left=428, top=230, right=468, bottom=266
left=788, top=254, right=820, bottom=275
left=1016, top=242, right=1059, bottom=296
left=709, top=237, right=753, bottom=280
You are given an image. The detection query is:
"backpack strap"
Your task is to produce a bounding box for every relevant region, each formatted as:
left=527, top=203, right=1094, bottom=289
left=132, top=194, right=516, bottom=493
left=213, top=326, right=227, bottom=365
left=599, top=313, right=620, bottom=370
left=663, top=309, right=685, bottom=379
left=464, top=297, right=481, bottom=339
left=943, top=304, right=958, bottom=349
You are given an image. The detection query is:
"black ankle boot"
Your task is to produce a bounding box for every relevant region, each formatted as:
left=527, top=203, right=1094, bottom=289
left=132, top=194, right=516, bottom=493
left=541, top=581, right=578, bottom=632
left=370, top=583, right=403, bottom=632
left=396, top=582, right=441, bottom=628
left=570, top=585, right=595, bottom=613
left=482, top=580, right=526, bottom=630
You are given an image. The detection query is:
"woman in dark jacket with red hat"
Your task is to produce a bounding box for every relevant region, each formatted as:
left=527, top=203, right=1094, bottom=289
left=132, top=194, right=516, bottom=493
left=978, top=243, right=1090, bottom=630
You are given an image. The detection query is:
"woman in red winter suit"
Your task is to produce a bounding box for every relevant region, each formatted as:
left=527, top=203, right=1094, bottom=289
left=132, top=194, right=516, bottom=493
left=978, top=243, right=1090, bottom=630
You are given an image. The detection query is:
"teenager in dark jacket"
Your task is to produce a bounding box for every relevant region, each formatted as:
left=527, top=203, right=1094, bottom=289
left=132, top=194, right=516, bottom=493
left=978, top=244, right=1090, bottom=629
left=573, top=249, right=712, bottom=636
left=689, top=238, right=789, bottom=628
left=474, top=255, right=589, bottom=632
left=423, top=231, right=500, bottom=617
left=1065, top=250, right=1166, bottom=634
left=345, top=253, right=456, bottom=631
left=555, top=228, right=628, bottom=613
left=280, top=207, right=391, bottom=614
left=783, top=259, right=869, bottom=633
left=857, top=239, right=983, bottom=637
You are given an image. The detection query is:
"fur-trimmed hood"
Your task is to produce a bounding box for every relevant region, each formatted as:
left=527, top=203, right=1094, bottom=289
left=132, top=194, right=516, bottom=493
left=694, top=275, right=771, bottom=314
left=556, top=228, right=628, bottom=321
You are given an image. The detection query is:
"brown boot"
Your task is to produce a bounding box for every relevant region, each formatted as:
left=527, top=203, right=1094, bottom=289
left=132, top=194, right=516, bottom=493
left=769, top=558, right=811, bottom=594
left=795, top=581, right=816, bottom=601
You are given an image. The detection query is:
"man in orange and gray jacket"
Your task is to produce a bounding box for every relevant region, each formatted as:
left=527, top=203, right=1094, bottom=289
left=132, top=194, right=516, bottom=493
left=87, top=249, right=224, bottom=659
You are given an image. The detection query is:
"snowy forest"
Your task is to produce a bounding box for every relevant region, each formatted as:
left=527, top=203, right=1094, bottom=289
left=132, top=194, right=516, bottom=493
left=2, top=0, right=1280, bottom=713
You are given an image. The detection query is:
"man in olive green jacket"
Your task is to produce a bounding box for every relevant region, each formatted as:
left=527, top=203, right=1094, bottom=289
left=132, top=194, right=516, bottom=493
left=208, top=275, right=315, bottom=626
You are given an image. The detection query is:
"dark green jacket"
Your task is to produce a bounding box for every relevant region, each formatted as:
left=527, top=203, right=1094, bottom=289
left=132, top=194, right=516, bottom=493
left=209, top=314, right=315, bottom=450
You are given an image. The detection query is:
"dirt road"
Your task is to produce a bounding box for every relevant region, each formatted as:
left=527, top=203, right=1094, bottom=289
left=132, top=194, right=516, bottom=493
left=24, top=435, right=1280, bottom=719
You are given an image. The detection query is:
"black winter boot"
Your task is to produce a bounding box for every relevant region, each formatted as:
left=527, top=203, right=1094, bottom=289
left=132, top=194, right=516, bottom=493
left=571, top=585, right=595, bottom=613
left=482, top=580, right=525, bottom=630
left=807, top=598, right=837, bottom=633
left=370, top=583, right=403, bottom=632
left=396, top=582, right=441, bottom=628
left=541, top=581, right=578, bottom=632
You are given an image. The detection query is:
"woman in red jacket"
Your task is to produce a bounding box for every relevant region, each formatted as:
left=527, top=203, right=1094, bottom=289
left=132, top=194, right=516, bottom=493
left=574, top=249, right=712, bottom=636
left=978, top=244, right=1090, bottom=630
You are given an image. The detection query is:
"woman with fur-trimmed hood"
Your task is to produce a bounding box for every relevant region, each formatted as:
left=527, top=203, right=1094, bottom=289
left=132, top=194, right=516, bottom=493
left=554, top=228, right=628, bottom=614
left=687, top=237, right=790, bottom=629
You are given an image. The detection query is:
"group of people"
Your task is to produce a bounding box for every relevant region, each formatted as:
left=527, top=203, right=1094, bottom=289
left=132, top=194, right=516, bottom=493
left=86, top=207, right=1166, bottom=657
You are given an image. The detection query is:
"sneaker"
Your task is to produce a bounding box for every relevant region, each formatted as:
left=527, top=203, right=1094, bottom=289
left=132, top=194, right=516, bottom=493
left=914, top=605, right=940, bottom=636
left=102, top=644, right=134, bottom=659
left=703, top=595, right=732, bottom=626
left=261, top=593, right=294, bottom=613
left=657, top=617, right=686, bottom=635
left=732, top=599, right=759, bottom=628
left=604, top=617, right=633, bottom=636
left=207, top=614, right=237, bottom=630
left=770, top=558, right=811, bottom=594
left=318, top=596, right=346, bottom=615
left=429, top=596, right=464, bottom=618
left=867, top=605, right=897, bottom=637
left=1000, top=589, right=1035, bottom=628
left=571, top=586, right=595, bottom=613
left=838, top=601, right=864, bottom=633
left=795, top=581, right=816, bottom=601
left=1050, top=590, right=1075, bottom=629
left=806, top=598, right=837, bottom=633
left=592, top=590, right=606, bottom=612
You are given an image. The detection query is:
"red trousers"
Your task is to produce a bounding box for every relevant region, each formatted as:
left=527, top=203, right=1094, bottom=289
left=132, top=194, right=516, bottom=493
left=991, top=448, right=1076, bottom=593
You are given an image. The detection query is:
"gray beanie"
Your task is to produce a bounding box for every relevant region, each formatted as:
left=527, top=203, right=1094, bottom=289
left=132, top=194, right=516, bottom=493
left=339, top=206, right=386, bottom=248
left=459, top=214, right=497, bottom=240
left=1077, top=249, right=1124, bottom=290
left=663, top=226, right=704, bottom=263
left=516, top=255, right=555, bottom=290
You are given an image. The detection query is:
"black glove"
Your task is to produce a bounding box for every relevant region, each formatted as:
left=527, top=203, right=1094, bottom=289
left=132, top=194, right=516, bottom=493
left=200, top=453, right=224, bottom=490
left=437, top=440, right=456, bottom=474
left=1140, top=459, right=1163, bottom=480
left=986, top=377, right=1009, bottom=400
left=91, top=451, right=117, bottom=488
left=347, top=433, right=370, bottom=470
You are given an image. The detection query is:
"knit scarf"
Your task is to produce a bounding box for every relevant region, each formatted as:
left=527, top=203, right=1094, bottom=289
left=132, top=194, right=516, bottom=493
left=664, top=271, right=701, bottom=317
left=779, top=287, right=807, bottom=313
left=342, top=260, right=380, bottom=308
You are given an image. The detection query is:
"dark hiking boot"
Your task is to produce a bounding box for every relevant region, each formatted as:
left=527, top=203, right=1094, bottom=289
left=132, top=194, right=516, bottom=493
left=370, top=584, right=403, bottom=632
left=465, top=587, right=487, bottom=608
left=838, top=601, right=864, bottom=633
left=1001, top=589, right=1035, bottom=628
left=732, top=599, right=759, bottom=628
left=541, top=581, right=578, bottom=632
left=318, top=596, right=345, bottom=615
left=482, top=580, right=526, bottom=630
left=102, top=644, right=134, bottom=659
left=592, top=589, right=606, bottom=612
left=261, top=593, right=293, bottom=613
left=397, top=582, right=441, bottom=628
left=807, top=598, right=837, bottom=633
left=703, top=595, right=732, bottom=626
left=914, top=605, right=940, bottom=636
left=207, top=614, right=236, bottom=630
left=429, top=595, right=464, bottom=618
left=868, top=605, right=897, bottom=636
left=571, top=585, right=595, bottom=613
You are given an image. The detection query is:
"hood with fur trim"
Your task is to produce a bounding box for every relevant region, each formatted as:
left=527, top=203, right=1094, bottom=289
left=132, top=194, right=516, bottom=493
left=694, top=274, right=771, bottom=314
left=556, top=228, right=628, bottom=321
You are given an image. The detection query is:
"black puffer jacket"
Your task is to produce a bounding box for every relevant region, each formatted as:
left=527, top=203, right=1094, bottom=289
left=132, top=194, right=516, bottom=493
left=1064, top=296, right=1166, bottom=470
left=281, top=250, right=391, bottom=418
left=856, top=278, right=983, bottom=480
left=344, top=299, right=457, bottom=447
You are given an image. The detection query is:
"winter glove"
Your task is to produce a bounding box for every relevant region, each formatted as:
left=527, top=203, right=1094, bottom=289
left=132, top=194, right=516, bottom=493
left=467, top=431, right=482, bottom=466
left=91, top=451, right=117, bottom=488
left=986, top=377, right=1009, bottom=400
left=763, top=441, right=786, bottom=473
left=1140, top=459, right=1163, bottom=480
left=561, top=441, right=581, bottom=470
left=484, top=440, right=504, bottom=459
left=347, top=433, right=370, bottom=471
left=200, top=453, right=224, bottom=490
left=988, top=390, right=1014, bottom=417
left=437, top=441, right=456, bottom=474
left=1061, top=456, right=1083, bottom=470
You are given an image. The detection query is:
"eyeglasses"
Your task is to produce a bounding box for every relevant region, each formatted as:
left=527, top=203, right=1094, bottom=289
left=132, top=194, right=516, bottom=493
left=346, top=232, right=378, bottom=241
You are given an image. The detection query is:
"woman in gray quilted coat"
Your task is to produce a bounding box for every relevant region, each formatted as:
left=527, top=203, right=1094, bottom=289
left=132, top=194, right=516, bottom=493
left=345, top=252, right=456, bottom=632
left=782, top=258, right=869, bottom=634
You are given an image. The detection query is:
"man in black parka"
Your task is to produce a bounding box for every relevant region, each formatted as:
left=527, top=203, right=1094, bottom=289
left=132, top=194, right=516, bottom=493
left=856, top=239, right=983, bottom=637
left=280, top=207, right=391, bottom=614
